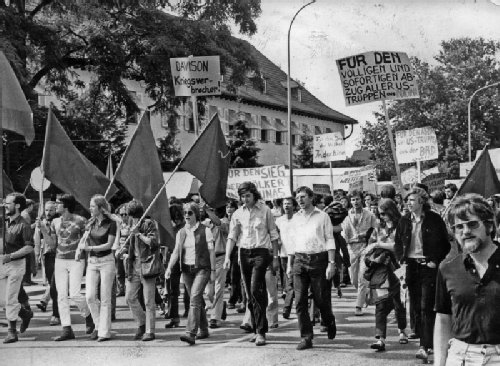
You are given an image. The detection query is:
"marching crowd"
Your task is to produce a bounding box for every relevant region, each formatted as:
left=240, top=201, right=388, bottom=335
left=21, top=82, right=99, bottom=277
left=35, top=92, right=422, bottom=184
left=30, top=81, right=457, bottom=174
left=2, top=181, right=500, bottom=366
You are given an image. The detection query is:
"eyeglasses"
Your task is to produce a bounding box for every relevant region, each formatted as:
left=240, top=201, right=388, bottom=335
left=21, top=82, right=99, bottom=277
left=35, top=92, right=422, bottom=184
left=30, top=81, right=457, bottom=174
left=379, top=211, right=387, bottom=216
left=184, top=211, right=194, bottom=216
left=55, top=201, right=63, bottom=204
left=119, top=213, right=128, bottom=217
left=452, top=220, right=482, bottom=232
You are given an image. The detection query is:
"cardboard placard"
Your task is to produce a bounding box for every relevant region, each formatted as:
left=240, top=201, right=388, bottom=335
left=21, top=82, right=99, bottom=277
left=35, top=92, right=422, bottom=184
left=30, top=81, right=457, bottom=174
left=395, top=126, right=438, bottom=164
left=312, top=184, right=332, bottom=196
left=313, top=132, right=346, bottom=162
left=170, top=56, right=221, bottom=96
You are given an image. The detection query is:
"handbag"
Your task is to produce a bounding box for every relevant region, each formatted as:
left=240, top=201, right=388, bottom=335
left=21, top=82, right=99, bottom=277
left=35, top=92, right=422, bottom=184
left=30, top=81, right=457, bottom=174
left=141, top=250, right=165, bottom=278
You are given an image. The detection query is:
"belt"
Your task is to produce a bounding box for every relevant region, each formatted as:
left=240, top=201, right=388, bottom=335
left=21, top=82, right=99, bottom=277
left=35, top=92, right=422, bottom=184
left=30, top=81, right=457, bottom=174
left=450, top=338, right=500, bottom=356
left=407, top=257, right=427, bottom=265
left=294, top=251, right=328, bottom=260
left=239, top=248, right=270, bottom=254
left=215, top=252, right=226, bottom=258
left=89, top=250, right=112, bottom=257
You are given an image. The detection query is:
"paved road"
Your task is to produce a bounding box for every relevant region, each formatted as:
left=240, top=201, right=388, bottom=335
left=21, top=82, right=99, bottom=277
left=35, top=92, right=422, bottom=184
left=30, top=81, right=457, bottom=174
left=1, top=276, right=430, bottom=366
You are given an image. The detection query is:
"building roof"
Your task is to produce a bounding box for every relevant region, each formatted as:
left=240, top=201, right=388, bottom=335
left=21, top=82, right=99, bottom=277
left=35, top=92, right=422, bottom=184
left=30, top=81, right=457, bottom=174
left=220, top=41, right=357, bottom=125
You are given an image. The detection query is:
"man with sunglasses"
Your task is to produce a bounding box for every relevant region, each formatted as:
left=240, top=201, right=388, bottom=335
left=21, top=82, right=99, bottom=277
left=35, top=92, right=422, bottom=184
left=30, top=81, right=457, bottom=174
left=434, top=194, right=500, bottom=366
left=224, top=181, right=280, bottom=346
left=395, top=187, right=450, bottom=362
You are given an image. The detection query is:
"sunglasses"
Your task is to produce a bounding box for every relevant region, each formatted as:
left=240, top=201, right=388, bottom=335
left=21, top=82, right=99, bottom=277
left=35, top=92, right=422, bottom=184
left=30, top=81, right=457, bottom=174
left=119, top=213, right=128, bottom=217
left=452, top=220, right=482, bottom=232
left=379, top=211, right=387, bottom=216
left=184, top=210, right=194, bottom=216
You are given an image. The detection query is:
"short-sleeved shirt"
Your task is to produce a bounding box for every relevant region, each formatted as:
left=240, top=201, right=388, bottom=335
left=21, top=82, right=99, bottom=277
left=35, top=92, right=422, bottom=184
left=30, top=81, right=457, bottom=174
left=290, top=208, right=336, bottom=255
left=435, top=243, right=500, bottom=344
left=227, top=201, right=279, bottom=250
left=5, top=215, right=33, bottom=257
left=275, top=214, right=295, bottom=257
left=52, top=215, right=86, bottom=260
left=88, top=217, right=117, bottom=257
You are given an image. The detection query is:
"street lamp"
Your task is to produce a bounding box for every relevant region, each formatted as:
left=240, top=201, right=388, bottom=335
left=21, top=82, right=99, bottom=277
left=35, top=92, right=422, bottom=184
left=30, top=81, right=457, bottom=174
left=287, top=0, right=315, bottom=193
left=467, top=81, right=500, bottom=162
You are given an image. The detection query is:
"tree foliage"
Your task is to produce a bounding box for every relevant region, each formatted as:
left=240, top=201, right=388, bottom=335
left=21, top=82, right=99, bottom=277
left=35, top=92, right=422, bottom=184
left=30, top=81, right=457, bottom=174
left=227, top=121, right=260, bottom=168
left=360, top=38, right=500, bottom=179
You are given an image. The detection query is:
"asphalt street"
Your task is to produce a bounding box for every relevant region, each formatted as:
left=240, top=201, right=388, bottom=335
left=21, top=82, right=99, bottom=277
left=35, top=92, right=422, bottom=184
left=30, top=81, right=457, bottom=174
left=1, top=275, right=430, bottom=366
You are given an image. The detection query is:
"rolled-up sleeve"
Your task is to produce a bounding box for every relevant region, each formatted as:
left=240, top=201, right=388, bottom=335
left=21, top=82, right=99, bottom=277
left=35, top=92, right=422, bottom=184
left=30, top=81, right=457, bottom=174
left=205, top=227, right=214, bottom=250
left=227, top=212, right=241, bottom=243
left=266, top=208, right=279, bottom=242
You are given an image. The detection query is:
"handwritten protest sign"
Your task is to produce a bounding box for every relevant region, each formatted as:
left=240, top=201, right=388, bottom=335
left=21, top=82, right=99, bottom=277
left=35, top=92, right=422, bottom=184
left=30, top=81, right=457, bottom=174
left=227, top=165, right=291, bottom=201
left=422, top=173, right=446, bottom=192
left=338, top=165, right=376, bottom=192
left=336, top=51, right=419, bottom=106
left=312, top=184, right=332, bottom=196
left=313, top=132, right=346, bottom=162
left=395, top=126, right=438, bottom=164
left=170, top=56, right=221, bottom=96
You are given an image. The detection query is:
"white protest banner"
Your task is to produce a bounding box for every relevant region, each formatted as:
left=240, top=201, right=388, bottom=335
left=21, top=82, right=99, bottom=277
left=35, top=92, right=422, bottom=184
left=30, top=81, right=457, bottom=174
left=227, top=165, right=291, bottom=201
left=395, top=126, right=438, bottom=164
left=400, top=166, right=419, bottom=185
left=336, top=51, right=419, bottom=106
left=170, top=56, right=221, bottom=96
left=338, top=165, right=376, bottom=191
left=312, top=184, right=332, bottom=196
left=313, top=132, right=346, bottom=162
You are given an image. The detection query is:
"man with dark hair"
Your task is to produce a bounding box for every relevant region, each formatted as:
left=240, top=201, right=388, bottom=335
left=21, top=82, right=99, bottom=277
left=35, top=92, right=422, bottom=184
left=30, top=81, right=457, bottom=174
left=444, top=183, right=458, bottom=207
left=1, top=192, right=34, bottom=343
left=287, top=186, right=337, bottom=350
left=224, top=181, right=280, bottom=346
left=395, top=187, right=450, bottom=362
left=434, top=194, right=500, bottom=366
left=341, top=189, right=377, bottom=315
left=380, top=184, right=396, bottom=200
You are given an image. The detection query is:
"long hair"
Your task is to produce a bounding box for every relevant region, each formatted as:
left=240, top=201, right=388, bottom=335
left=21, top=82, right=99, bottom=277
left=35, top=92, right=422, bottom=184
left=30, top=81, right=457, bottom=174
left=88, top=194, right=112, bottom=229
left=378, top=198, right=401, bottom=232
left=237, top=181, right=262, bottom=201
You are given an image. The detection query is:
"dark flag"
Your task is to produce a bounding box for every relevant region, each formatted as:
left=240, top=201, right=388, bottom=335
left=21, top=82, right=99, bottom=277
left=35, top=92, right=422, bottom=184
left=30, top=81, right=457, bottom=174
left=179, top=114, right=230, bottom=208
left=456, top=145, right=500, bottom=198
left=3, top=170, right=14, bottom=195
left=106, top=112, right=174, bottom=248
left=41, top=108, right=117, bottom=209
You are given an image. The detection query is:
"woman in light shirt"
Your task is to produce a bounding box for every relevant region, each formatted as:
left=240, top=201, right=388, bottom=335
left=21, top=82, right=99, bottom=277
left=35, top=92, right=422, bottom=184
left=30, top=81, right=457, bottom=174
left=165, top=202, right=215, bottom=345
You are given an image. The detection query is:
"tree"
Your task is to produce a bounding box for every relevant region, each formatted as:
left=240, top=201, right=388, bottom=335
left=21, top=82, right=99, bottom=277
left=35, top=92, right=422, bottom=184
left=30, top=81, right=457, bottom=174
left=294, top=134, right=314, bottom=168
left=227, top=121, right=260, bottom=168
left=360, top=38, right=500, bottom=179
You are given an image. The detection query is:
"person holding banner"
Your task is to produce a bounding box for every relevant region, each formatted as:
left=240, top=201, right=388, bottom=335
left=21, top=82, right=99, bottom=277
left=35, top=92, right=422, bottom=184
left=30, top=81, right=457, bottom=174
left=341, top=190, right=377, bottom=316
left=395, top=187, right=450, bottom=362
left=1, top=193, right=35, bottom=344
left=224, top=182, right=280, bottom=347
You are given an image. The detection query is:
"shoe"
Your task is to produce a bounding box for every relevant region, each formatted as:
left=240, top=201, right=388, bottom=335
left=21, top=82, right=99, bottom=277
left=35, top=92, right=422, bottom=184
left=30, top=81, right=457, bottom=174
left=320, top=326, right=327, bottom=333
left=90, top=330, right=98, bottom=340
left=408, top=332, right=419, bottom=339
left=355, top=307, right=363, bottom=316
left=337, top=287, right=343, bottom=298
left=165, top=319, right=180, bottom=328
left=427, top=348, right=434, bottom=355
left=54, top=326, right=75, bottom=341
left=97, top=337, right=111, bottom=342
left=221, top=301, right=227, bottom=320
left=19, top=308, right=33, bottom=333
left=3, top=329, right=18, bottom=344
left=340, top=283, right=348, bottom=288
left=240, top=324, right=252, bottom=333
left=111, top=314, right=116, bottom=322
left=249, top=334, right=257, bottom=342
left=399, top=332, right=408, bottom=344
left=371, top=340, right=386, bottom=352
left=297, top=338, right=313, bottom=350
left=36, top=301, right=47, bottom=312
left=282, top=308, right=290, bottom=319
left=236, top=305, right=246, bottom=314
left=182, top=311, right=189, bottom=318
left=416, top=347, right=429, bottom=361
left=134, top=325, right=146, bottom=340
left=142, top=333, right=155, bottom=342
left=270, top=323, right=278, bottom=329
left=327, top=322, right=337, bottom=340
left=281, top=293, right=286, bottom=300
left=49, top=316, right=60, bottom=326
left=180, top=334, right=196, bottom=345
left=227, top=303, right=236, bottom=309
left=255, top=334, right=266, bottom=346
left=196, top=331, right=209, bottom=340
left=85, top=314, right=95, bottom=334
left=209, top=319, right=219, bottom=329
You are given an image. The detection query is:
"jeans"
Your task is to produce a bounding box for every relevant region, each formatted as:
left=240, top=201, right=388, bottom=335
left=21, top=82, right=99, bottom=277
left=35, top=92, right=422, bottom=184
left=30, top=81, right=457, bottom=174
left=166, top=262, right=181, bottom=320
left=182, top=265, right=210, bottom=336
left=375, top=285, right=407, bottom=338
left=446, top=338, right=500, bottom=366
left=280, top=257, right=294, bottom=313
left=228, top=247, right=242, bottom=305
left=266, top=268, right=279, bottom=326
left=240, top=248, right=271, bottom=335
left=0, top=257, right=25, bottom=321
left=86, top=253, right=116, bottom=338
left=126, top=268, right=156, bottom=334
left=348, top=242, right=369, bottom=308
left=116, top=257, right=126, bottom=294
left=406, top=260, right=437, bottom=349
left=207, top=256, right=227, bottom=322
left=55, top=258, right=90, bottom=327
left=44, top=253, right=59, bottom=317
left=293, top=252, right=335, bottom=340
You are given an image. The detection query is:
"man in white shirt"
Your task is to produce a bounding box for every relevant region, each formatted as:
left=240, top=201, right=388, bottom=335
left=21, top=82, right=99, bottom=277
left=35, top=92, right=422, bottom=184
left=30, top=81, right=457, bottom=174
left=287, top=186, right=337, bottom=350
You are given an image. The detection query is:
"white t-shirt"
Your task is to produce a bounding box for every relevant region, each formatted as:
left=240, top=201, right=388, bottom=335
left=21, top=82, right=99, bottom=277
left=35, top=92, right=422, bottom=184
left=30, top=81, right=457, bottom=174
left=182, top=222, right=214, bottom=265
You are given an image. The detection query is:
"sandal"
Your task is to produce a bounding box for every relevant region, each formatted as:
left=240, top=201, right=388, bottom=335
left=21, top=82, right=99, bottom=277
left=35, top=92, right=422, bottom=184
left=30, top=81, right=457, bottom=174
left=399, top=332, right=408, bottom=344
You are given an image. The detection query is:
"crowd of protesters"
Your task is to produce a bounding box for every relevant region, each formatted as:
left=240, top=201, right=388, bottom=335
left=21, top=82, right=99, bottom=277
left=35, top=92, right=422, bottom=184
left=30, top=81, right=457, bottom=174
left=1, top=181, right=500, bottom=365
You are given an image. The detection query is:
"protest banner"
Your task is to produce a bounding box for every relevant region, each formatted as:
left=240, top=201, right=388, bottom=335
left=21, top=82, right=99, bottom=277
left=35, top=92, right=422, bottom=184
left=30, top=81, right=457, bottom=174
left=313, top=132, right=346, bottom=162
left=422, top=173, right=446, bottom=192
left=395, top=126, right=438, bottom=164
left=338, top=165, right=376, bottom=192
left=336, top=51, right=419, bottom=106
left=170, top=56, right=221, bottom=96
left=400, top=166, right=419, bottom=185
left=227, top=165, right=291, bottom=201
left=312, top=183, right=332, bottom=196
left=460, top=162, right=475, bottom=178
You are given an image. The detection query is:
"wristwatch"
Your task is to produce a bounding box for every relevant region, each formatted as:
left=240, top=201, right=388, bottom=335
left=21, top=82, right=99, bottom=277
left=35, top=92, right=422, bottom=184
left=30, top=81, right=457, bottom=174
left=328, top=260, right=335, bottom=264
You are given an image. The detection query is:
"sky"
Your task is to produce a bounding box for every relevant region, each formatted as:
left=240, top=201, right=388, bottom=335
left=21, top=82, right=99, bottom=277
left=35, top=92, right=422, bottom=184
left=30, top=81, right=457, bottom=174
left=236, top=0, right=500, bottom=154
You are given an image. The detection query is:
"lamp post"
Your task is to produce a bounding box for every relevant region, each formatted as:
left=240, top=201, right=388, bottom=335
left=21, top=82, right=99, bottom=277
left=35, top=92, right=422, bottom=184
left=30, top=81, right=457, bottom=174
left=467, top=81, right=500, bottom=162
left=287, top=0, right=315, bottom=193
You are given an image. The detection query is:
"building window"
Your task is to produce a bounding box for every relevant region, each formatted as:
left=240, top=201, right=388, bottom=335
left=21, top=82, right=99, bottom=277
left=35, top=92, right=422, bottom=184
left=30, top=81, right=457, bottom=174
left=314, top=126, right=322, bottom=135
left=292, top=134, right=301, bottom=146
left=325, top=127, right=332, bottom=133
left=276, top=131, right=283, bottom=144
left=261, top=129, right=268, bottom=142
